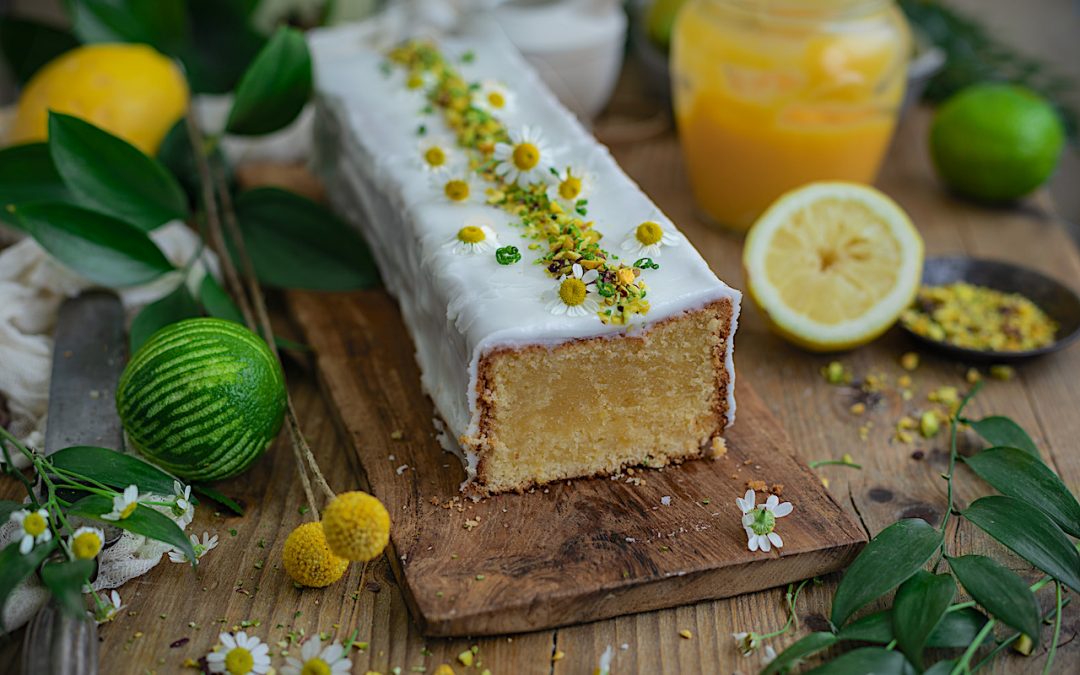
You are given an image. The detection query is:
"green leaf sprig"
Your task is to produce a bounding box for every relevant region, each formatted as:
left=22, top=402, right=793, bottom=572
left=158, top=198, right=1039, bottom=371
left=0, top=427, right=196, bottom=621
left=767, top=385, right=1079, bottom=673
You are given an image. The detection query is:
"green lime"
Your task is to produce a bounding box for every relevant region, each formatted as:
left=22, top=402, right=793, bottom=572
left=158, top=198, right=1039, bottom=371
left=930, top=84, right=1065, bottom=202
left=116, top=318, right=286, bottom=481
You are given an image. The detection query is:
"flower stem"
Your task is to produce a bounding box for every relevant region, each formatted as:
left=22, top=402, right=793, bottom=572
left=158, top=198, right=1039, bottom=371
left=950, top=618, right=996, bottom=675
left=0, top=429, right=38, bottom=503
left=1041, top=582, right=1063, bottom=675
left=935, top=382, right=983, bottom=571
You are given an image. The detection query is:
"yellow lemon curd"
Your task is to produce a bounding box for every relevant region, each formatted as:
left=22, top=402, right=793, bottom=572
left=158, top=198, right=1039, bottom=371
left=10, top=43, right=189, bottom=155
left=671, top=0, right=911, bottom=231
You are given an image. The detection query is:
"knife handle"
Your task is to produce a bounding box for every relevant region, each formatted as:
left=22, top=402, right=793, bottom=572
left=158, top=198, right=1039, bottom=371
left=21, top=599, right=99, bottom=675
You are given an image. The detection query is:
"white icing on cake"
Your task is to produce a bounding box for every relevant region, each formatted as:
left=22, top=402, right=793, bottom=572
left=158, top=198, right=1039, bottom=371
left=308, top=18, right=741, bottom=473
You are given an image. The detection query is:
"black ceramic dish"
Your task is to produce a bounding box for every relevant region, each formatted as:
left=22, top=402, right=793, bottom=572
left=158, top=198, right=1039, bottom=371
left=900, top=256, right=1080, bottom=362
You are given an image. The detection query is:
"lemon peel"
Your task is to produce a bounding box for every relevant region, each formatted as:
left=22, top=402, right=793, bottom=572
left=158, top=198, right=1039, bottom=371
left=283, top=522, right=349, bottom=587
left=321, top=491, right=391, bottom=562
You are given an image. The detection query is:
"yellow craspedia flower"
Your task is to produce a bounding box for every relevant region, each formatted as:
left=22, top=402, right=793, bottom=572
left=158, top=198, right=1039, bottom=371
left=10, top=43, right=189, bottom=155
left=321, top=491, right=390, bottom=562
left=282, top=522, right=349, bottom=588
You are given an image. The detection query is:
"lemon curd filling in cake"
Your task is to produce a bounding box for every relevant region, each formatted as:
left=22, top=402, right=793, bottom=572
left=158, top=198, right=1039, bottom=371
left=309, top=21, right=741, bottom=494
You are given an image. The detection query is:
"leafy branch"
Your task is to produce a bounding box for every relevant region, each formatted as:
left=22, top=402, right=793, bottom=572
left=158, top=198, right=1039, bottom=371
left=0, top=21, right=378, bottom=621
left=765, top=385, right=1080, bottom=673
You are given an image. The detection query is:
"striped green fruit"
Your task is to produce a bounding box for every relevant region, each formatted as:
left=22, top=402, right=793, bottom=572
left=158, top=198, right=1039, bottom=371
left=116, top=318, right=286, bottom=481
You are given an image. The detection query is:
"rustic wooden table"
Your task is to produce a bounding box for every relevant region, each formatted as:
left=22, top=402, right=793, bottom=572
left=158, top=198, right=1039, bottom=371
left=3, top=68, right=1079, bottom=674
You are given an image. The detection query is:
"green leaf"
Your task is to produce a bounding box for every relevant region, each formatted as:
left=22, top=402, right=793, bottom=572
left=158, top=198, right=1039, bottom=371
left=192, top=484, right=244, bottom=516
left=964, top=447, right=1080, bottom=537
left=830, top=519, right=942, bottom=627
left=967, top=415, right=1039, bottom=457
left=0, top=143, right=74, bottom=227
left=922, top=660, right=957, bottom=675
left=948, top=554, right=1042, bottom=641
left=177, top=0, right=265, bottom=95
left=67, top=495, right=195, bottom=564
left=964, top=495, right=1080, bottom=593
left=892, top=571, right=956, bottom=669
left=199, top=274, right=246, bottom=324
left=40, top=559, right=95, bottom=616
left=48, top=112, right=189, bottom=232
left=762, top=632, right=838, bottom=675
left=0, top=538, right=58, bottom=614
left=226, top=27, right=312, bottom=135
left=0, top=18, right=79, bottom=84
left=0, top=500, right=21, bottom=523
left=234, top=187, right=378, bottom=290
left=49, top=446, right=181, bottom=497
left=15, top=203, right=174, bottom=287
left=130, top=283, right=201, bottom=352
left=805, top=647, right=915, bottom=675
left=68, top=0, right=189, bottom=54
left=837, top=608, right=989, bottom=649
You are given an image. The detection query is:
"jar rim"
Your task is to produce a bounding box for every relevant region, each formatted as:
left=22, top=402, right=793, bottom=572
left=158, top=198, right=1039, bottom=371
left=706, top=0, right=893, bottom=21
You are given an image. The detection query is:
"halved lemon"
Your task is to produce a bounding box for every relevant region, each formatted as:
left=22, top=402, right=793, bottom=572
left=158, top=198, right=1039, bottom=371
left=743, top=182, right=924, bottom=352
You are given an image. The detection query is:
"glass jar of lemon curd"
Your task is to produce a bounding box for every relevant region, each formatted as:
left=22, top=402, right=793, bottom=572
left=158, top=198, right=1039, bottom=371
left=671, top=0, right=911, bottom=231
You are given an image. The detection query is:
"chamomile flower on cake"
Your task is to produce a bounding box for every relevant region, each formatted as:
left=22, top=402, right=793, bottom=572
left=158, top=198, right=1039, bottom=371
left=550, top=166, right=593, bottom=205
left=447, top=220, right=500, bottom=255
left=431, top=172, right=475, bottom=205
left=543, top=263, right=600, bottom=317
left=493, top=125, right=552, bottom=185
left=475, top=79, right=515, bottom=114
left=621, top=217, right=681, bottom=259
left=418, top=137, right=456, bottom=174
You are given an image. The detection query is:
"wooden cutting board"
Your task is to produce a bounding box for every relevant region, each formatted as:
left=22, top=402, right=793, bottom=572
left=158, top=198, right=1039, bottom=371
left=286, top=290, right=867, bottom=637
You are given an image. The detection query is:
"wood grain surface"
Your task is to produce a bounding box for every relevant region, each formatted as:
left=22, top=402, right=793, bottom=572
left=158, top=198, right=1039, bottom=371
left=2, top=73, right=1080, bottom=673
left=285, top=290, right=866, bottom=637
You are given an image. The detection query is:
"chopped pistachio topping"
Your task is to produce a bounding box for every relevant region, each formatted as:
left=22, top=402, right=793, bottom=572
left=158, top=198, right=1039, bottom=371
left=387, top=41, right=651, bottom=324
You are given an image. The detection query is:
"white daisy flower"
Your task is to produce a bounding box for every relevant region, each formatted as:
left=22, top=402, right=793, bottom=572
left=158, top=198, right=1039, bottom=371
left=737, top=488, right=793, bottom=553
left=172, top=480, right=194, bottom=526
left=542, top=263, right=600, bottom=317
left=280, top=635, right=352, bottom=675
left=68, top=526, right=105, bottom=560
left=732, top=631, right=761, bottom=657
left=206, top=631, right=271, bottom=675
left=95, top=590, right=123, bottom=624
left=418, top=137, right=456, bottom=174
left=475, top=79, right=515, bottom=115
left=402, top=68, right=434, bottom=93
left=620, top=219, right=681, bottom=259
left=493, top=125, right=552, bottom=185
left=431, top=172, right=475, bottom=205
left=11, top=508, right=52, bottom=555
left=550, top=166, right=593, bottom=205
left=447, top=221, right=499, bottom=255
left=168, top=531, right=219, bottom=564
left=101, top=484, right=139, bottom=521
left=762, top=644, right=778, bottom=664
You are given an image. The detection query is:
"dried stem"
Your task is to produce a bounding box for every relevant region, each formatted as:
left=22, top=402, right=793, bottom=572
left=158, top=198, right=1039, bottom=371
left=211, top=161, right=335, bottom=503
left=185, top=109, right=333, bottom=516
left=184, top=114, right=255, bottom=328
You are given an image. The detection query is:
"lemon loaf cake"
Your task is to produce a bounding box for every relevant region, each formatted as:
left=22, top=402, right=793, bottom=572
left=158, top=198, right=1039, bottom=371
left=309, top=21, right=741, bottom=494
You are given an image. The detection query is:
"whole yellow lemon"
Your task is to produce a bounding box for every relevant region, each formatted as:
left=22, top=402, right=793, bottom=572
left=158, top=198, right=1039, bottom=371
left=9, top=43, right=188, bottom=155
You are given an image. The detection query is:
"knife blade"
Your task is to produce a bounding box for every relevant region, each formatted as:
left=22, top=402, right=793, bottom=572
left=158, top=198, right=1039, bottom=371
left=23, top=290, right=127, bottom=675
